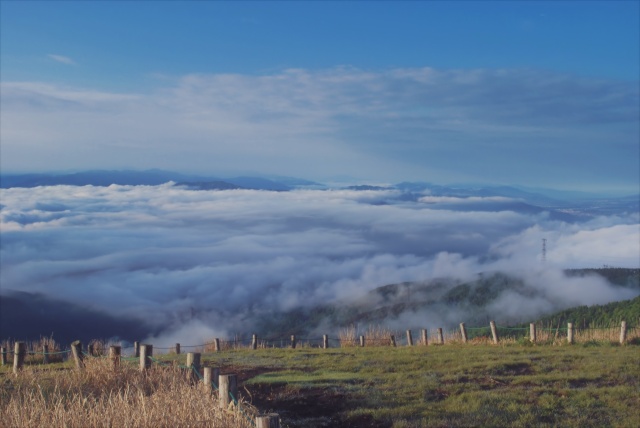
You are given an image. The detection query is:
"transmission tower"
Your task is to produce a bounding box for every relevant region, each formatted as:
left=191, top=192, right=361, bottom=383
left=542, top=238, right=547, bottom=263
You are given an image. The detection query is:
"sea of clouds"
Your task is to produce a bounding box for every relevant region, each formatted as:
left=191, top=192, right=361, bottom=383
left=1, top=184, right=638, bottom=346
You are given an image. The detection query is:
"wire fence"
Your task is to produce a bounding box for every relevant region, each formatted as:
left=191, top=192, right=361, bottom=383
left=2, top=321, right=637, bottom=366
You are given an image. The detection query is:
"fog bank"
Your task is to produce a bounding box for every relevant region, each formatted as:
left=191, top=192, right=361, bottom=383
left=1, top=185, right=638, bottom=346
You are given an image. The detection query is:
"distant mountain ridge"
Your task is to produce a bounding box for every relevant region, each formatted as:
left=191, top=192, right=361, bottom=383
left=0, top=169, right=211, bottom=188
left=2, top=170, right=637, bottom=218
left=0, top=170, right=312, bottom=191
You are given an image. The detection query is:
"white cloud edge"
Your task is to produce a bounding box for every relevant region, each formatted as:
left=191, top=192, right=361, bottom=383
left=47, top=54, right=76, bottom=65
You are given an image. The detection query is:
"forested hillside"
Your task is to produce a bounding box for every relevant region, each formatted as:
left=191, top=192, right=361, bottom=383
left=535, top=295, right=640, bottom=328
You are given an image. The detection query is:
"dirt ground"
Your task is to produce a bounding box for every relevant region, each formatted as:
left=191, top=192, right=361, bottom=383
left=233, top=366, right=375, bottom=428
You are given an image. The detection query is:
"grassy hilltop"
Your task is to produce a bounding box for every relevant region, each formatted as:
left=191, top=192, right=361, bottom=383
left=2, top=295, right=639, bottom=427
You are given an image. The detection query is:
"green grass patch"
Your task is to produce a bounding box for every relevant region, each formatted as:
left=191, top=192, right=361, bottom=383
left=173, top=344, right=640, bottom=427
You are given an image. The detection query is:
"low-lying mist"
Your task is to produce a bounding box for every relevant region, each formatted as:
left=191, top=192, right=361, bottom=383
left=1, top=184, right=638, bottom=347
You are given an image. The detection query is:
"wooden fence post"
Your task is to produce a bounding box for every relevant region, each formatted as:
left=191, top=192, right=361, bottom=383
left=42, top=345, right=49, bottom=364
left=437, top=328, right=444, bottom=345
left=490, top=321, right=499, bottom=345
left=530, top=323, right=537, bottom=343
left=322, top=335, right=329, bottom=349
left=70, top=340, right=84, bottom=370
left=359, top=335, right=365, bottom=347
left=109, top=345, right=121, bottom=369
left=139, top=344, right=153, bottom=371
left=459, top=323, right=468, bottom=343
left=134, top=341, right=140, bottom=358
left=290, top=335, right=296, bottom=349
left=0, top=347, right=6, bottom=366
left=620, top=321, right=627, bottom=345
left=421, top=329, right=428, bottom=346
left=219, top=374, right=238, bottom=409
left=205, top=366, right=220, bottom=390
left=175, top=343, right=180, bottom=354
left=390, top=335, right=396, bottom=347
left=204, top=367, right=213, bottom=393
left=256, top=413, right=280, bottom=428
left=88, top=343, right=94, bottom=357
left=203, top=367, right=220, bottom=394
left=567, top=323, right=574, bottom=344
left=186, top=352, right=201, bottom=383
left=252, top=334, right=258, bottom=350
left=13, top=342, right=26, bottom=374
left=214, top=338, right=221, bottom=352
left=406, top=330, right=413, bottom=346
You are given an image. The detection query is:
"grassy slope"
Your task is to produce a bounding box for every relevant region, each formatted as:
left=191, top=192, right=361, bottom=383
left=150, top=343, right=640, bottom=428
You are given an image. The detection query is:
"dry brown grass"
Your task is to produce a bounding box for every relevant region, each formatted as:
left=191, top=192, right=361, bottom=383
left=0, top=356, right=256, bottom=428
left=338, top=325, right=358, bottom=347
left=574, top=325, right=639, bottom=343
left=525, top=322, right=639, bottom=345
left=338, top=325, right=401, bottom=347
left=1, top=336, right=66, bottom=365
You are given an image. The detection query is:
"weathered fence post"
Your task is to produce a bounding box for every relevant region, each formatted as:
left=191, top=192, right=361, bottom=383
left=567, top=322, right=574, bottom=344
left=322, top=335, right=329, bottom=349
left=88, top=343, right=94, bottom=357
left=252, top=334, right=258, bottom=350
left=490, top=321, right=499, bottom=344
left=620, top=321, right=627, bottom=345
left=390, top=335, right=396, bottom=347
left=406, top=330, right=413, bottom=346
left=530, top=323, right=537, bottom=343
left=0, top=347, right=6, bottom=366
left=203, top=367, right=220, bottom=393
left=203, top=367, right=213, bottom=393
left=290, top=335, right=297, bottom=349
left=567, top=323, right=574, bottom=344
left=359, top=335, right=365, bottom=347
left=42, top=345, right=49, bottom=364
left=175, top=343, right=180, bottom=354
left=186, top=352, right=202, bottom=383
left=13, top=342, right=26, bottom=374
left=437, top=328, right=444, bottom=345
left=134, top=341, right=140, bottom=358
left=219, top=374, right=238, bottom=409
left=460, top=323, right=468, bottom=344
left=421, top=329, right=428, bottom=346
left=70, top=340, right=84, bottom=370
left=214, top=338, right=221, bottom=352
left=139, top=344, right=153, bottom=371
left=256, top=413, right=280, bottom=428
left=109, top=345, right=121, bottom=369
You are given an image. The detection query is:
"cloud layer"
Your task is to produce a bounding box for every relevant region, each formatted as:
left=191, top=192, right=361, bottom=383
left=2, top=67, right=638, bottom=188
left=1, top=185, right=638, bottom=345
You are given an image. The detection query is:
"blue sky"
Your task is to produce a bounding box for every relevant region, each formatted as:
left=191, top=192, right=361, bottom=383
left=1, top=1, right=639, bottom=192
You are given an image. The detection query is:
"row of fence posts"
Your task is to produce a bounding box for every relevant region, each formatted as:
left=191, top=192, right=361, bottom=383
left=1, top=321, right=630, bottom=372
left=0, top=321, right=631, bottom=426
left=224, top=321, right=629, bottom=349
left=133, top=343, right=280, bottom=427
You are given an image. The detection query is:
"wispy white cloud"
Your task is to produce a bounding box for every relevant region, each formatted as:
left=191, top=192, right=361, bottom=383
left=1, top=67, right=638, bottom=187
left=47, top=54, right=76, bottom=65
left=3, top=82, right=139, bottom=103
